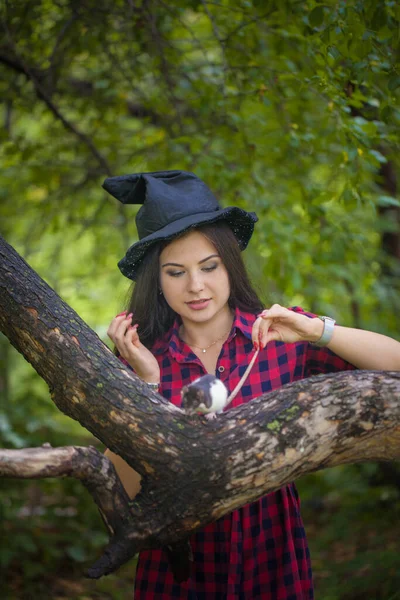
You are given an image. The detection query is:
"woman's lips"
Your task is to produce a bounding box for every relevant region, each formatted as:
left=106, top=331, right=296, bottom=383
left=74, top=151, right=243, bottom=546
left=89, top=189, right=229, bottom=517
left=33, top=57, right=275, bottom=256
left=186, top=299, right=211, bottom=310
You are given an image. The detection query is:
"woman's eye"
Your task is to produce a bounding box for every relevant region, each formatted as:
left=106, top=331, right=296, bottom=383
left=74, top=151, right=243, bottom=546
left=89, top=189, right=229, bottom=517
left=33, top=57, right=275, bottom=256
left=166, top=263, right=218, bottom=277
left=202, top=264, right=218, bottom=272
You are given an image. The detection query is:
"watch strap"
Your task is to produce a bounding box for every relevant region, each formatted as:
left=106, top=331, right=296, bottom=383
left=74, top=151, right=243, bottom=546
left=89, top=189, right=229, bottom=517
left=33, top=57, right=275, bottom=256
left=146, top=382, right=160, bottom=391
left=313, top=316, right=336, bottom=347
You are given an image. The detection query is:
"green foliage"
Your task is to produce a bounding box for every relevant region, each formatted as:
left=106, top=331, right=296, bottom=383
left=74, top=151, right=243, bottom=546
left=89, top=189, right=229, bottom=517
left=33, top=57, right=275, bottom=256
left=1, top=0, right=399, bottom=333
left=0, top=0, right=399, bottom=597
left=1, top=479, right=135, bottom=599
left=298, top=466, right=400, bottom=599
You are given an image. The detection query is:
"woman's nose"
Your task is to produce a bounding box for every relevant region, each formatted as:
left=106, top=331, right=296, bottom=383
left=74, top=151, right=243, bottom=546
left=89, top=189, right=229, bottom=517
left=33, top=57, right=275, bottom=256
left=188, top=273, right=204, bottom=292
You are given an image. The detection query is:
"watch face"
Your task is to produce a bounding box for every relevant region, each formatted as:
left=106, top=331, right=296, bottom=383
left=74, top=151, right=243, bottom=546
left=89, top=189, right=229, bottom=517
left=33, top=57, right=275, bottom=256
left=147, top=383, right=159, bottom=390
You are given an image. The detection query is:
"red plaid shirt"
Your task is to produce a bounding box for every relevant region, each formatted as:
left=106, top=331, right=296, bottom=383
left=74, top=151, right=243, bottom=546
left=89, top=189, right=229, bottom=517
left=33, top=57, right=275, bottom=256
left=131, top=307, right=355, bottom=599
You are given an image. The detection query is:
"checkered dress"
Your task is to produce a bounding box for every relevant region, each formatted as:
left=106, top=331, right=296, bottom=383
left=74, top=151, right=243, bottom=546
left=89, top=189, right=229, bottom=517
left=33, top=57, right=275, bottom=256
left=131, top=307, right=355, bottom=599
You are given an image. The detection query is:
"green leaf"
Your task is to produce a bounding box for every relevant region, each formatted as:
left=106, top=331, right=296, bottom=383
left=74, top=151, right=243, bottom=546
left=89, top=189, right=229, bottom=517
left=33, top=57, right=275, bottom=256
left=66, top=545, right=88, bottom=562
left=380, top=105, right=393, bottom=122
left=388, top=76, right=400, bottom=91
left=377, top=195, right=400, bottom=207
left=309, top=6, right=325, bottom=28
left=327, top=45, right=341, bottom=60
left=368, top=149, right=387, bottom=164
left=371, top=8, right=387, bottom=31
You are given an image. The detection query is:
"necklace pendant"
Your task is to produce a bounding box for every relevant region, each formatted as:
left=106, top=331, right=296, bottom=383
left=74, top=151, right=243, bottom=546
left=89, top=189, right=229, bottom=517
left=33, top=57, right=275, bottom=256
left=202, top=348, right=206, bottom=353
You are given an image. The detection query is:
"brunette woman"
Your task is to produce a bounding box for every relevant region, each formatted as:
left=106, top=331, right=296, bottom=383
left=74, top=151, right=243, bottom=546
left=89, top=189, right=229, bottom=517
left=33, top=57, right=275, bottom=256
left=104, top=170, right=400, bottom=600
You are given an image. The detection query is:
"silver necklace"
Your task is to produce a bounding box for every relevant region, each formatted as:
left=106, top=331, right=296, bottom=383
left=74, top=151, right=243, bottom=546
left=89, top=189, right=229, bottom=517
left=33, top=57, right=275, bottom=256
left=182, top=327, right=232, bottom=353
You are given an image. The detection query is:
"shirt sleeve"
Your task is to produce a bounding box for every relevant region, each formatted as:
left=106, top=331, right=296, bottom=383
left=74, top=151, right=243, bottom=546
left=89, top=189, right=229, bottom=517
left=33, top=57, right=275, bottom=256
left=289, top=306, right=357, bottom=376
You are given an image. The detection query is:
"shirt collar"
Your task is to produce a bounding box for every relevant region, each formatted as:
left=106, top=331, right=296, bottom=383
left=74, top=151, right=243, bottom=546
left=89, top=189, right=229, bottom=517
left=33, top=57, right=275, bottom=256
left=152, top=306, right=256, bottom=358
left=231, top=305, right=255, bottom=341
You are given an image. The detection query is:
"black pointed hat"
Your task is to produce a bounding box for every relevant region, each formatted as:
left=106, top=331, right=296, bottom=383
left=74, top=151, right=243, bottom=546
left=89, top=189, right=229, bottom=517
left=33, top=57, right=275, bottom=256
left=102, top=170, right=258, bottom=281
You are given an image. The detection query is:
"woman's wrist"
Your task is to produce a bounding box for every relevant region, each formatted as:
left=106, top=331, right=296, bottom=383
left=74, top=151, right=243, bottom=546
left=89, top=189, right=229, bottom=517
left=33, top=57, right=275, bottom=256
left=307, top=317, right=325, bottom=343
left=139, top=371, right=161, bottom=385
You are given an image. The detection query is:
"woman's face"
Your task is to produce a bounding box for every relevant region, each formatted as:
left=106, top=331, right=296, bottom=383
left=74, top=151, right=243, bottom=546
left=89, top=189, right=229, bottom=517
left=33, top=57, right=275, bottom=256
left=159, top=230, right=231, bottom=324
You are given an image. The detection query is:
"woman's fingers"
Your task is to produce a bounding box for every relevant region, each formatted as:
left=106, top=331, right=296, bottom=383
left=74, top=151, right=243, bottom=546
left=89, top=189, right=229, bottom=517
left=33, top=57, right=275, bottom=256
left=263, top=326, right=284, bottom=347
left=252, top=314, right=271, bottom=349
left=252, top=315, right=261, bottom=349
left=126, top=324, right=140, bottom=349
left=107, top=313, right=136, bottom=359
left=107, top=312, right=160, bottom=381
left=111, top=321, right=127, bottom=346
left=259, top=306, right=287, bottom=348
left=258, top=317, right=285, bottom=348
left=260, top=304, right=291, bottom=321
left=107, top=311, right=129, bottom=339
left=253, top=305, right=298, bottom=348
left=252, top=304, right=286, bottom=348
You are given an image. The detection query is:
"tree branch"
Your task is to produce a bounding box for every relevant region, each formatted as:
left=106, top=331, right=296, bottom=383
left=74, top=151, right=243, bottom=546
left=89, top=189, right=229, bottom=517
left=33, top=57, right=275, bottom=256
left=0, top=46, right=112, bottom=175
left=1, top=232, right=400, bottom=579
left=0, top=444, right=135, bottom=536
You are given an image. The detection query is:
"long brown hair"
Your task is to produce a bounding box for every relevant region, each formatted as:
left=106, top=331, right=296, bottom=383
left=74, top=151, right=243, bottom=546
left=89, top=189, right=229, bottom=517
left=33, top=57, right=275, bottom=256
left=124, top=222, right=264, bottom=348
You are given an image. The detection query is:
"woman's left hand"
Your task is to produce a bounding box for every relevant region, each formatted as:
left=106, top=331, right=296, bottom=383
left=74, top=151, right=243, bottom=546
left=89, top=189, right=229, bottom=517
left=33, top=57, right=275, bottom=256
left=252, top=304, right=323, bottom=349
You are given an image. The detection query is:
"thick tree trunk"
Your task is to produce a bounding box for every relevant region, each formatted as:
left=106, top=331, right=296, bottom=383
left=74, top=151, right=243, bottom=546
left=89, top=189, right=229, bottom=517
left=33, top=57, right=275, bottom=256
left=1, top=234, right=400, bottom=578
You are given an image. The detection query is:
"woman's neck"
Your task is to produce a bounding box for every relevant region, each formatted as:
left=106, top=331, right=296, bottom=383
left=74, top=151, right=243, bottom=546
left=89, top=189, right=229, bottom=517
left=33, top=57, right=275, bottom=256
left=180, top=306, right=234, bottom=349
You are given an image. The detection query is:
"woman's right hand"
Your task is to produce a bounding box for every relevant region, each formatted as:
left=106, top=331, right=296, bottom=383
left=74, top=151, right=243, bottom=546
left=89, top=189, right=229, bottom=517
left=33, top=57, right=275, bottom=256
left=107, top=311, right=160, bottom=382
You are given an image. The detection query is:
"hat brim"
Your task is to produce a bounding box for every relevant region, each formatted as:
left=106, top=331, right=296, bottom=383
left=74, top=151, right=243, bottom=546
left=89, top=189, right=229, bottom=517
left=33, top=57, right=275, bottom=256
left=118, top=206, right=258, bottom=281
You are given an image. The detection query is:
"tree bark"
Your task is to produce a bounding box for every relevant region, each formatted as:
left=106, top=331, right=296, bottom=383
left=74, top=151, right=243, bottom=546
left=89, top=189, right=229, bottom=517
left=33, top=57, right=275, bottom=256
left=1, top=233, right=399, bottom=578
left=0, top=445, right=135, bottom=536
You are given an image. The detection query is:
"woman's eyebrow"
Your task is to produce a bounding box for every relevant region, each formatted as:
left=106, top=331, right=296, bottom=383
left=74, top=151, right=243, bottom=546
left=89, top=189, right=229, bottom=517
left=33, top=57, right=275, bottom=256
left=161, top=254, right=219, bottom=268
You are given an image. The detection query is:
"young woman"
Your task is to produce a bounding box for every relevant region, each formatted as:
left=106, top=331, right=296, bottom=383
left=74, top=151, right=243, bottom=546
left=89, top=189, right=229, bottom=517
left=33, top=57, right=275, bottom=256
left=104, top=170, right=400, bottom=600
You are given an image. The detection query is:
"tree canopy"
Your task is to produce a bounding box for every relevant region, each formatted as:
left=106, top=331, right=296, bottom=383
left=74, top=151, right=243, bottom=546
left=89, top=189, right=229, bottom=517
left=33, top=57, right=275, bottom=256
left=1, top=0, right=399, bottom=331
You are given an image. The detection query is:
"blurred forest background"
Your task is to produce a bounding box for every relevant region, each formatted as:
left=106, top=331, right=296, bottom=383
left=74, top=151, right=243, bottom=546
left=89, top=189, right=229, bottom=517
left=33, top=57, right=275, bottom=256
left=1, top=0, right=400, bottom=598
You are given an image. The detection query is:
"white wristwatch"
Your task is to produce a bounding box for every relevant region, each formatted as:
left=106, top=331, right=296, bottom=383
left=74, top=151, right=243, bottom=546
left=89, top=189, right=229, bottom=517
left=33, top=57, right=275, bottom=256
left=313, top=316, right=336, bottom=347
left=146, top=382, right=160, bottom=391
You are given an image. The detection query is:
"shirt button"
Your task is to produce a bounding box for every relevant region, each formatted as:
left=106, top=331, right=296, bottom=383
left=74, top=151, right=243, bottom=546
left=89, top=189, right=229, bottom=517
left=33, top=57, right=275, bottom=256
left=218, top=366, right=225, bottom=373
